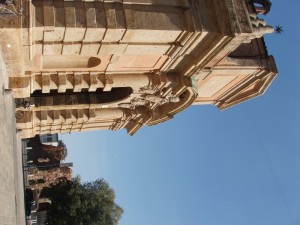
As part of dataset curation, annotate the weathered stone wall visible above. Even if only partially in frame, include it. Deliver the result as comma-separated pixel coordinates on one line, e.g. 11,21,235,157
28,166,72,189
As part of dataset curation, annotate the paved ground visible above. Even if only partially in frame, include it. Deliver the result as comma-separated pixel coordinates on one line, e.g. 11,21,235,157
0,50,26,225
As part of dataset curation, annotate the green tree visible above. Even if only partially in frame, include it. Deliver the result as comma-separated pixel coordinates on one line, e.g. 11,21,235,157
42,177,123,225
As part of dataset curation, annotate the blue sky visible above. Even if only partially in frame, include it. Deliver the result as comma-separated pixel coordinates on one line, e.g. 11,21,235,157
62,1,300,225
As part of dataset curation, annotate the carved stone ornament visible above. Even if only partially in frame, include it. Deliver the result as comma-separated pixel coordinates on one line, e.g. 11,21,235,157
118,93,180,110
139,86,158,95
119,97,150,109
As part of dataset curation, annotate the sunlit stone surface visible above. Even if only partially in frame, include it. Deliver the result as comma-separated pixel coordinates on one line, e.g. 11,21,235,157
0,0,277,138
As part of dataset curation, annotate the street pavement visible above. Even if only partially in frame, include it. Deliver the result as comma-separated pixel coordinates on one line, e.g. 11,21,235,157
0,50,26,225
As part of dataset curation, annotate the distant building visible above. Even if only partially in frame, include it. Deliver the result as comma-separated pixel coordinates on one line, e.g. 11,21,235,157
27,135,71,189
28,166,72,189
24,135,72,224
6,0,277,138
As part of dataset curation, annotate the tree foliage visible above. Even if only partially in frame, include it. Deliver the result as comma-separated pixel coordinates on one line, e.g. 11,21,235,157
42,177,123,225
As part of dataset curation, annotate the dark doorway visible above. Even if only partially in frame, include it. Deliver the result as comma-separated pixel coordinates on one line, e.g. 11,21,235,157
30,87,133,107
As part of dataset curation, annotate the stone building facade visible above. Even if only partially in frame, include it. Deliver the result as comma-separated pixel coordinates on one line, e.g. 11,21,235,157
4,0,277,138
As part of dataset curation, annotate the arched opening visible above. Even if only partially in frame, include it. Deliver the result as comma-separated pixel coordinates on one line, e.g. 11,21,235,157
42,56,101,69
30,87,133,106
